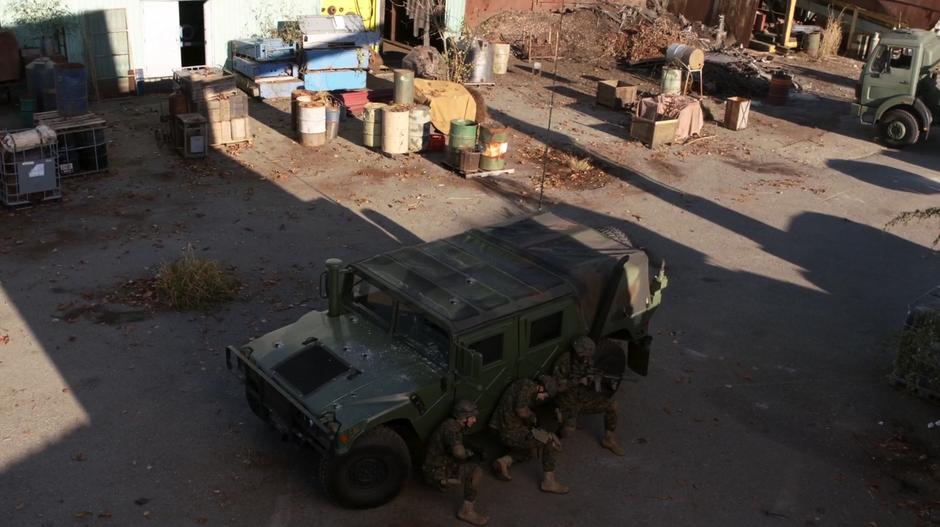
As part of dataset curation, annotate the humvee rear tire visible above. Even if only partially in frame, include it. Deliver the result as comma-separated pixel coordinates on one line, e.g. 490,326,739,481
319,426,411,509
878,109,920,148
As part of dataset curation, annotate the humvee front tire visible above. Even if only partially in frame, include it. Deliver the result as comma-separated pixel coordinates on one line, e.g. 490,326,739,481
878,109,920,148
319,426,411,508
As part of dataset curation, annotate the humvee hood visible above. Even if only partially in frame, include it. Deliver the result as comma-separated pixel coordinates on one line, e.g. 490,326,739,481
242,310,443,416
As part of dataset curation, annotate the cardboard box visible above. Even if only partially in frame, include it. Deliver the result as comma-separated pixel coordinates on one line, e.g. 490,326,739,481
630,116,678,148
597,80,638,109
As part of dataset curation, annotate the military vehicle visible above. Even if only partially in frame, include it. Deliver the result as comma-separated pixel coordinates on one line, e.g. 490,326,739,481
226,213,667,508
853,28,940,147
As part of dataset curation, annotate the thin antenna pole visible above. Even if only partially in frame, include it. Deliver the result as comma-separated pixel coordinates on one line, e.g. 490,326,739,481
537,12,564,212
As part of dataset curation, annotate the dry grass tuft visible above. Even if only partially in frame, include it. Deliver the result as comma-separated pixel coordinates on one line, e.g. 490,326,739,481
819,10,844,59
562,153,592,172
156,246,239,310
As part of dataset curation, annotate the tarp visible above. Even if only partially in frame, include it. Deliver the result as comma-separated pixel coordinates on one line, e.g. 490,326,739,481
1,125,57,154
413,79,477,135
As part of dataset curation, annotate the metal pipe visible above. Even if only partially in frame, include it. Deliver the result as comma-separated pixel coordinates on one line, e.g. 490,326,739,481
326,258,344,317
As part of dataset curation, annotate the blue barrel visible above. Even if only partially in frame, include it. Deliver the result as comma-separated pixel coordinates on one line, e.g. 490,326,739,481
54,63,88,116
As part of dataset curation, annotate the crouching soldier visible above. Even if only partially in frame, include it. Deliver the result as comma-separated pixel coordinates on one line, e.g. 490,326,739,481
423,399,489,526
489,375,568,494
554,336,625,456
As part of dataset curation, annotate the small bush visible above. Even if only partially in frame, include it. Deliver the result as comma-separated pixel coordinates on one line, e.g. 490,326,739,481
562,153,592,172
156,246,238,310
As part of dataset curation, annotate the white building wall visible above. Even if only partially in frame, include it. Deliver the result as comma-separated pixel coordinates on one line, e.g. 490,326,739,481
0,0,321,73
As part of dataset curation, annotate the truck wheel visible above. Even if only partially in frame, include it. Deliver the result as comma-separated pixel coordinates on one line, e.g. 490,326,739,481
319,426,411,508
878,109,920,148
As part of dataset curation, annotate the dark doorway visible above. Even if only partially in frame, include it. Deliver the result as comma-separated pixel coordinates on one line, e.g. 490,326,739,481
179,0,206,67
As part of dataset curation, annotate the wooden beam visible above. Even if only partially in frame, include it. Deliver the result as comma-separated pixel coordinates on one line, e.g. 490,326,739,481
780,0,797,48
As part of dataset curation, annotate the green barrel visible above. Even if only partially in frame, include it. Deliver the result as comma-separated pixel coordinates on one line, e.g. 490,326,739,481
479,124,509,171
448,119,478,152
393,69,414,105
20,97,36,128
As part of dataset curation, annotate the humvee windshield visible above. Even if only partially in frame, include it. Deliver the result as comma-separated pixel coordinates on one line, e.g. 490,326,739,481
350,274,450,370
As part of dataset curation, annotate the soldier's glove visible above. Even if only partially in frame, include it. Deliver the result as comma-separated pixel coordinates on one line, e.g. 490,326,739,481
464,448,476,459
525,414,538,427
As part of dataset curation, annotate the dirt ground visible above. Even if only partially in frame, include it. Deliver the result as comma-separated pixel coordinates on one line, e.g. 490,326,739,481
1,47,939,527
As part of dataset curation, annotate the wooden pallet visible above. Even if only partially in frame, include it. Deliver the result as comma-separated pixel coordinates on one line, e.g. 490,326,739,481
443,159,515,179
34,111,106,132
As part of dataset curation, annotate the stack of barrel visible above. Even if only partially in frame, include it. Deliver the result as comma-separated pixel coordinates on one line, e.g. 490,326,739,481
445,120,509,174
291,89,342,147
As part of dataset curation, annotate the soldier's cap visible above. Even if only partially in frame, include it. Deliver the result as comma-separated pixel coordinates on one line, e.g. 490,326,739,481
452,399,479,419
537,375,558,397
573,336,596,357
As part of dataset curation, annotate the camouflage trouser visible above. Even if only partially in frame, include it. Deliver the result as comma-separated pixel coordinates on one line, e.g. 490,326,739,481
498,427,556,472
556,387,618,431
423,462,481,501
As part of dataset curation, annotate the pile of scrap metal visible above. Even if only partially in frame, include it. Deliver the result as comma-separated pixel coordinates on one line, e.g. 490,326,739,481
230,14,379,99
702,50,800,97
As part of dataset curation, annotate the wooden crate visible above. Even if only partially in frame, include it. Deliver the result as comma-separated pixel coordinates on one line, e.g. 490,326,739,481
630,116,678,148
724,97,751,131
596,80,637,109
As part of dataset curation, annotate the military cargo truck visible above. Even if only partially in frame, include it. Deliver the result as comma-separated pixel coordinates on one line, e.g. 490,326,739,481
853,28,940,147
226,213,667,508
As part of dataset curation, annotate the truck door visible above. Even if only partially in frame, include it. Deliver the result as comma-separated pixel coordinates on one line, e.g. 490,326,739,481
517,302,574,379
454,320,518,427
863,44,918,107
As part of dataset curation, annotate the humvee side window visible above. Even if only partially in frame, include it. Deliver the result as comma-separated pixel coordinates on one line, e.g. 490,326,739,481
469,333,503,366
352,278,394,330
529,311,563,347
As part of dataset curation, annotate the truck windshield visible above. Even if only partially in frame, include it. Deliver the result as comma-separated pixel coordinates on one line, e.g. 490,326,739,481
350,274,450,369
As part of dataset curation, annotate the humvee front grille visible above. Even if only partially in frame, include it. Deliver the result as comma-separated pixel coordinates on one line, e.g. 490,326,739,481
274,344,348,395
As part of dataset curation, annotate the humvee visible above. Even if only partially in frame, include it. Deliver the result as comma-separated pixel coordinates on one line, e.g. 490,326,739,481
226,213,667,508
853,28,940,147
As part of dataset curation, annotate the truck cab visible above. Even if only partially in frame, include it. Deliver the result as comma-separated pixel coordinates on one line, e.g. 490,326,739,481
226,213,667,508
853,29,940,147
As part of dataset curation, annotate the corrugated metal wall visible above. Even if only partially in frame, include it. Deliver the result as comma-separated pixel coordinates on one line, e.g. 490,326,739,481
0,0,320,73
669,0,759,45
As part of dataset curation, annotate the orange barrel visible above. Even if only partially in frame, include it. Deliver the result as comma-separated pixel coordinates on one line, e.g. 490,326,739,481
767,73,792,105
479,124,509,171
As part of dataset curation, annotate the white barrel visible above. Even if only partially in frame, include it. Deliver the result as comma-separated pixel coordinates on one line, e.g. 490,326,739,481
408,105,431,153
666,43,704,70
492,43,511,75
382,106,410,154
298,103,326,134
661,67,682,95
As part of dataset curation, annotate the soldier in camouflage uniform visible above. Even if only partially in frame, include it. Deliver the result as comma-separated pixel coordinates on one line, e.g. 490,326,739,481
423,400,489,525
489,375,568,494
553,336,625,456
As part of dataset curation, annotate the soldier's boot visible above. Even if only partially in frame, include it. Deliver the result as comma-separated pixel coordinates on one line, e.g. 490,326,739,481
492,455,513,481
601,430,625,456
540,471,570,494
457,500,489,526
